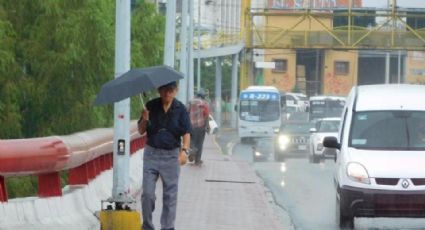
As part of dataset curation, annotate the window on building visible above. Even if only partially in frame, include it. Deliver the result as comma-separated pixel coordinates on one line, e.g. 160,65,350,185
334,61,349,75
273,59,287,72
333,10,376,28
407,12,425,30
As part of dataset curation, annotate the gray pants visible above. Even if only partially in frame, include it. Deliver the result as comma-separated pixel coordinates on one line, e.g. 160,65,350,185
142,145,180,230
191,127,206,163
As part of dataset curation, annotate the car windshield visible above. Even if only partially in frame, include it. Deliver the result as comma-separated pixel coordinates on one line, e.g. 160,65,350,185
310,99,345,120
284,106,297,113
255,138,274,150
317,120,340,132
282,123,313,134
350,111,425,150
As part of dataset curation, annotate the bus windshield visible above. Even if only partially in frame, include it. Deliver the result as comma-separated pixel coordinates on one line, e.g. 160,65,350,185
240,100,280,122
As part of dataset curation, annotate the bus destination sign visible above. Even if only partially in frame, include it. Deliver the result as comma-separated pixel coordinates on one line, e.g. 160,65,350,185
240,92,279,101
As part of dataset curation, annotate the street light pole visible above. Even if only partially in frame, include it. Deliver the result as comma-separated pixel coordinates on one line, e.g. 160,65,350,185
178,0,188,104
164,0,176,68
112,0,131,203
197,0,201,91
100,2,142,228
188,0,195,101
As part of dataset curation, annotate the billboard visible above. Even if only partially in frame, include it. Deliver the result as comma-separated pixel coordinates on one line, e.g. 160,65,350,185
269,0,362,9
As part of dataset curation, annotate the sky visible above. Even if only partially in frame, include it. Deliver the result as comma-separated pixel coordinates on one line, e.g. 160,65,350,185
363,0,425,8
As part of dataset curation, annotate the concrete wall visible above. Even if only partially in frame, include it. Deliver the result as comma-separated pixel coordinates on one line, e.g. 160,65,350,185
406,51,425,85
263,15,332,93
264,49,297,92
0,150,143,230
323,50,358,96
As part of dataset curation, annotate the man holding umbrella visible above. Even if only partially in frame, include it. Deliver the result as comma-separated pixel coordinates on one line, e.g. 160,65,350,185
137,81,191,230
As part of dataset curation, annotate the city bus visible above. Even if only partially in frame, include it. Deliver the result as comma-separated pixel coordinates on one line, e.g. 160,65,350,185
238,86,281,143
308,95,346,122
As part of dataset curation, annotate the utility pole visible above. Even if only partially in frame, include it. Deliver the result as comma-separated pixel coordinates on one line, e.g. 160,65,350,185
188,0,195,101
197,0,201,91
112,0,131,204
164,0,176,68
100,0,141,229
178,0,188,104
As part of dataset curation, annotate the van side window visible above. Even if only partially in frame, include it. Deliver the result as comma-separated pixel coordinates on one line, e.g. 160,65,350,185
339,109,348,144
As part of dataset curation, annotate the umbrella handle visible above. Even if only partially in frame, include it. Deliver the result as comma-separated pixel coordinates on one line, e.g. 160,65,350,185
139,94,145,110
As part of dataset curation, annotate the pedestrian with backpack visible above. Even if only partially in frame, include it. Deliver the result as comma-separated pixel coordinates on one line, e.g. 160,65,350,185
187,89,210,165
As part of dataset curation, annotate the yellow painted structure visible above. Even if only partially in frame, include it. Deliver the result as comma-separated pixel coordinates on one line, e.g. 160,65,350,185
240,0,251,90
249,7,425,50
241,2,425,93
263,14,332,48
323,50,358,96
100,210,141,230
263,14,334,93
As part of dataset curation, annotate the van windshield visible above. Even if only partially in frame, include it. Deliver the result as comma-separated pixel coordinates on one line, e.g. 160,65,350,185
349,111,425,150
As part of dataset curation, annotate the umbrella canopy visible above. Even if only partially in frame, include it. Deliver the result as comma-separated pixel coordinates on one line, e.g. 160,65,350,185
94,65,184,105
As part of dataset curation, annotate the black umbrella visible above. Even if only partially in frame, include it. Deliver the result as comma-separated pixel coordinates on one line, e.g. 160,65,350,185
94,65,184,105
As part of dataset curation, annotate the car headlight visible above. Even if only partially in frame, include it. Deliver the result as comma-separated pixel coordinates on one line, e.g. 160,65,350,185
346,162,370,184
278,135,290,150
273,127,280,133
255,151,262,156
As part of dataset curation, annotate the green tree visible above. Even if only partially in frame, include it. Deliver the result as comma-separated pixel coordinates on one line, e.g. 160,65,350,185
0,0,165,198
198,57,234,100
0,5,22,138
130,0,165,117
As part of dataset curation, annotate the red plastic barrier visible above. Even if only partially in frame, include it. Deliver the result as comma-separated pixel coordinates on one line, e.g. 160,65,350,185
0,175,7,202
0,121,145,202
38,172,62,197
0,137,69,176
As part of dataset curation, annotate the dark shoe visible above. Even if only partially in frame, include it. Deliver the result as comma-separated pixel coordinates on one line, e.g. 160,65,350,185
195,160,203,166
188,154,194,162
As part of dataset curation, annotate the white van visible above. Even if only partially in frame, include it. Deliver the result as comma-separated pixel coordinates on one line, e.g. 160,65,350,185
323,84,425,229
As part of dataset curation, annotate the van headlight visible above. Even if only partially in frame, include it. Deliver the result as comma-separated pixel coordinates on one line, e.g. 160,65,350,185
278,135,290,150
273,127,280,133
346,162,370,184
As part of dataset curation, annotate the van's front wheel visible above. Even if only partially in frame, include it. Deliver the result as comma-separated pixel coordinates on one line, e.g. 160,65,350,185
336,194,354,229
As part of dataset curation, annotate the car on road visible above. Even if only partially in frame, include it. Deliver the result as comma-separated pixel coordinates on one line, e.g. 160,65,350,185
308,117,341,163
309,95,345,122
252,137,274,162
323,84,425,229
274,121,313,161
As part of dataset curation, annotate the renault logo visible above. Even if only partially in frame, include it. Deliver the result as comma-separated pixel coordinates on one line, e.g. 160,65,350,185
401,179,410,189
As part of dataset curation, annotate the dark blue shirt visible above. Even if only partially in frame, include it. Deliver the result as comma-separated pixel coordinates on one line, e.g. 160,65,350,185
146,98,191,149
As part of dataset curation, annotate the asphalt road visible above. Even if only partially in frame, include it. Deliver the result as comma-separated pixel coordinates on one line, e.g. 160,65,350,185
216,128,425,230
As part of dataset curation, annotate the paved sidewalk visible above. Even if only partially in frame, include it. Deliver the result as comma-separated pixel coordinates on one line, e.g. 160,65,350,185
151,133,284,230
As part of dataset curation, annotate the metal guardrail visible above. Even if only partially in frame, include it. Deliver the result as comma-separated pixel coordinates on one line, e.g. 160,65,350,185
249,27,425,50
